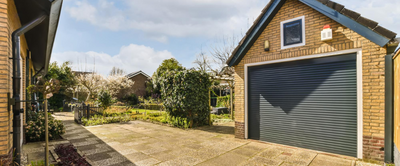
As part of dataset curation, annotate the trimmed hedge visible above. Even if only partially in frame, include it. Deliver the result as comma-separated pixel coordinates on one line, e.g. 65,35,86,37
158,69,212,127
139,104,163,110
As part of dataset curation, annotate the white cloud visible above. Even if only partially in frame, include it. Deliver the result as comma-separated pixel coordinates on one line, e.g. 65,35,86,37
67,0,400,41
66,0,265,42
51,44,174,76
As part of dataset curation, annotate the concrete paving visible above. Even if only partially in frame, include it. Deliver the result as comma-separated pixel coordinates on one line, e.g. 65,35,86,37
50,112,381,166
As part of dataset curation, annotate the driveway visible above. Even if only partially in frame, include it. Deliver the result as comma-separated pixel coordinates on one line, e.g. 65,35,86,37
54,113,380,166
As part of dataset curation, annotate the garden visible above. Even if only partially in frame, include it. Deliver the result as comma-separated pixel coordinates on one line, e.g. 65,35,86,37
76,58,234,129
23,58,234,165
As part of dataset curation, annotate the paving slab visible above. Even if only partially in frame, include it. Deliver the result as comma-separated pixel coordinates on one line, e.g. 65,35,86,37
197,152,249,166
309,154,353,166
241,156,283,166
45,112,383,166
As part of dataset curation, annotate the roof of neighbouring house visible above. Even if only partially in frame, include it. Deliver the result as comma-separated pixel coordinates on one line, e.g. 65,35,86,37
126,70,150,79
227,0,398,67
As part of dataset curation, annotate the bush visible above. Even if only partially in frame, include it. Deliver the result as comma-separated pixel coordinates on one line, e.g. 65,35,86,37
26,112,65,142
54,144,89,166
130,112,189,129
98,90,112,109
216,94,234,108
159,69,212,127
210,114,233,124
139,104,163,110
123,94,138,106
81,113,131,126
30,160,55,166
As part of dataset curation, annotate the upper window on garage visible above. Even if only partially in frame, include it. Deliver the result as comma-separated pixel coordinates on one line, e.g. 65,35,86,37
281,16,305,49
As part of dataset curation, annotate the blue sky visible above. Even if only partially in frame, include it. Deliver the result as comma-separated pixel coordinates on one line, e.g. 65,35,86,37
51,0,400,76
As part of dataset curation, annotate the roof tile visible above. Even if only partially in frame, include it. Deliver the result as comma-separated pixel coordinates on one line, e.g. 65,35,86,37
340,8,360,20
356,16,378,29
373,26,397,40
317,0,329,5
326,1,344,12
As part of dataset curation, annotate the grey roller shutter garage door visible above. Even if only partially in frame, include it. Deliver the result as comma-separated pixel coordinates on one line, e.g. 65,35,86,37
248,53,357,157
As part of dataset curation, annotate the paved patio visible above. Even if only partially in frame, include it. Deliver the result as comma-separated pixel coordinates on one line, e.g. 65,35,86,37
49,112,381,166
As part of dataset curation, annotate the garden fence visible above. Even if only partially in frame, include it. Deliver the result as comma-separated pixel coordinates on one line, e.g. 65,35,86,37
73,103,104,124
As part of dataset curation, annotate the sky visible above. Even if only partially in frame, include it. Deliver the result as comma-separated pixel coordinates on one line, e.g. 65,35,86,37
51,0,400,76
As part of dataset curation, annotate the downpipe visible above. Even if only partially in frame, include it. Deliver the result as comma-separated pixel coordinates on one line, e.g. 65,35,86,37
12,13,47,165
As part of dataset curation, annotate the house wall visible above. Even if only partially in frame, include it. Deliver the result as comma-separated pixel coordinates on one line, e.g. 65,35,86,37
234,0,387,161
129,74,148,97
0,0,29,161
394,50,400,165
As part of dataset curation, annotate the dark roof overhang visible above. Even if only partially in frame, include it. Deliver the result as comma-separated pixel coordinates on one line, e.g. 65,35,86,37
14,0,63,75
227,0,398,67
126,70,150,79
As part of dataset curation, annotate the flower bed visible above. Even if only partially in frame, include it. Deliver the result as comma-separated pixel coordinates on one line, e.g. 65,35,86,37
54,144,89,166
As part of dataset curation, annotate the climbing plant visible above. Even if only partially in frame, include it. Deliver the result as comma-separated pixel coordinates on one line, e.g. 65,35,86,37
158,69,212,127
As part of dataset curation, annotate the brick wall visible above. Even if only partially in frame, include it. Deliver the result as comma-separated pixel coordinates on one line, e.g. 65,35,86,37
234,0,387,160
0,0,9,159
0,0,29,161
129,74,149,97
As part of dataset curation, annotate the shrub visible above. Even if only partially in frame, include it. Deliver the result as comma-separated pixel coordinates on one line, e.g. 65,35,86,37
30,160,55,166
98,90,112,109
54,144,89,166
216,94,234,108
123,93,139,106
103,106,130,117
210,114,233,124
26,112,65,142
158,69,212,127
165,115,189,129
81,113,132,126
139,104,163,110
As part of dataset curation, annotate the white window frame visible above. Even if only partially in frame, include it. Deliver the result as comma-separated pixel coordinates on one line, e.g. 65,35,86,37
244,48,363,158
280,16,306,49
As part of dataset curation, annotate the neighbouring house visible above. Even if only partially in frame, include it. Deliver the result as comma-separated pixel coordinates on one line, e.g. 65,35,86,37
227,0,399,162
0,0,62,164
126,70,150,97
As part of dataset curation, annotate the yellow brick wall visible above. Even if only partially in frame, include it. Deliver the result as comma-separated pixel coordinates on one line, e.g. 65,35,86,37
0,0,8,157
234,0,387,160
0,0,29,158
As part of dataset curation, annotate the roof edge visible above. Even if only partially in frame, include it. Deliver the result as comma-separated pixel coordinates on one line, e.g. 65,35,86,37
227,0,285,66
44,0,63,75
126,70,150,79
227,0,397,67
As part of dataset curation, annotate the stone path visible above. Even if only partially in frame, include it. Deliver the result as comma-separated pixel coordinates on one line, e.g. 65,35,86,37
47,112,382,166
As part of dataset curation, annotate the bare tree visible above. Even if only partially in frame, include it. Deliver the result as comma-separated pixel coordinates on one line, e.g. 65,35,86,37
109,67,126,76
75,73,104,102
209,35,239,76
193,52,214,73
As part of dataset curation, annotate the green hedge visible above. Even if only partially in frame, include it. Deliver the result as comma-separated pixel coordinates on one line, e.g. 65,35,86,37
158,69,212,127
216,94,234,108
139,104,163,110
